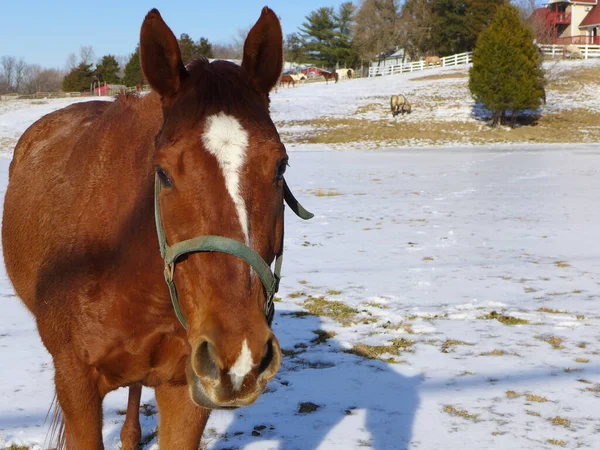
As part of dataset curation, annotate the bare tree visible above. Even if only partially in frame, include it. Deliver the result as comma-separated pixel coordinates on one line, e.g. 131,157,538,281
1,56,17,93
79,45,95,65
512,0,543,21
14,58,27,93
212,43,239,60
29,68,63,93
230,26,252,59
65,52,78,71
400,0,436,60
115,55,129,78
353,0,402,63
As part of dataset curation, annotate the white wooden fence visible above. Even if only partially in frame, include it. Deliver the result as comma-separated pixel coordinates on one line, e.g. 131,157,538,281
538,44,600,59
368,52,472,77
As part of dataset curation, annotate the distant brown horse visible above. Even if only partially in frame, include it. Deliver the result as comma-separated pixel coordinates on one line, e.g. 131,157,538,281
321,70,339,84
279,74,296,88
2,7,312,450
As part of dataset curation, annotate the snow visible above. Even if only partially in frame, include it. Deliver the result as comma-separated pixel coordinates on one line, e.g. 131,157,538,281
1,62,600,450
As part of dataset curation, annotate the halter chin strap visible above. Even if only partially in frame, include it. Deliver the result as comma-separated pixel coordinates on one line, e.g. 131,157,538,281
154,174,313,329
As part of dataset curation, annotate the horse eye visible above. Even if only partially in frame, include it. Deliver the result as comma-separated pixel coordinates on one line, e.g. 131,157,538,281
156,167,172,187
276,159,288,181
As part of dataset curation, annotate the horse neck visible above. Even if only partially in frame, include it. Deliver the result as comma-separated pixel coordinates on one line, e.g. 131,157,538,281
105,93,166,288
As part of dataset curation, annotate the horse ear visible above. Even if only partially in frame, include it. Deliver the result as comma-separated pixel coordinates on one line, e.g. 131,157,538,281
140,9,187,106
242,7,283,96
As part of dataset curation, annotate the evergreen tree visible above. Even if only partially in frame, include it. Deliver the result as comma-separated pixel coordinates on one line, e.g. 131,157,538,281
469,5,545,126
333,2,359,68
429,0,471,56
196,37,214,58
300,4,360,68
464,0,506,50
299,7,338,66
123,46,144,87
62,62,95,92
96,55,120,84
178,33,198,65
285,33,308,64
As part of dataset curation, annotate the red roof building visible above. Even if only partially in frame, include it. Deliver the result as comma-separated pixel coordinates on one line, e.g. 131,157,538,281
531,1,600,45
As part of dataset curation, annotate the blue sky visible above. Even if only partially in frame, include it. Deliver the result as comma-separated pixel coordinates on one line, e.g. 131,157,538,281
0,1,350,68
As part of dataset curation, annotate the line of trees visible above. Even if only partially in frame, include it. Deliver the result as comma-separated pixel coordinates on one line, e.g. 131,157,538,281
2,0,545,94
286,0,543,70
0,56,63,95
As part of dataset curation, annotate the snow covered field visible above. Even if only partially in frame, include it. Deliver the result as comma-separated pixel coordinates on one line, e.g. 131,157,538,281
1,65,599,450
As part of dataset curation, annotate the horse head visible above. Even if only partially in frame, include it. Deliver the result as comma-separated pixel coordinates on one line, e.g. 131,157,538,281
140,7,285,410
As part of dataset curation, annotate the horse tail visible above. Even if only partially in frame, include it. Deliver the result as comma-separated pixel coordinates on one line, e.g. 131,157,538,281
45,394,66,450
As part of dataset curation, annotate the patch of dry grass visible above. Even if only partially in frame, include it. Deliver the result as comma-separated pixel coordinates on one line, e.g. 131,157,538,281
345,337,414,362
441,339,472,353
311,329,337,345
547,439,567,447
480,349,508,357
443,405,478,421
506,390,520,399
304,188,343,197
553,260,571,268
303,296,359,326
525,394,548,403
479,311,529,325
549,416,570,428
535,335,564,349
537,307,568,314
282,108,600,147
575,357,589,364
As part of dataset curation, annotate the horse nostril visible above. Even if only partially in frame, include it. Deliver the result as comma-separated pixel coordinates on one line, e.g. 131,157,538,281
194,340,220,380
258,338,275,375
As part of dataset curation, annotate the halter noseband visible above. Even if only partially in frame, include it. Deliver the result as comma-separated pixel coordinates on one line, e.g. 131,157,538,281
154,174,313,329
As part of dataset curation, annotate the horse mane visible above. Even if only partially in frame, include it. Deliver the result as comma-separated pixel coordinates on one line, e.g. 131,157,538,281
166,58,271,122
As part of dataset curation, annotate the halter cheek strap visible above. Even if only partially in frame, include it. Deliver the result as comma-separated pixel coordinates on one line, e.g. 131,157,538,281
154,175,313,329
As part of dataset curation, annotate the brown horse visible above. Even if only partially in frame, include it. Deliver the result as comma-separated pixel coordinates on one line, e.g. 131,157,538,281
279,74,296,88
321,70,339,84
2,7,309,450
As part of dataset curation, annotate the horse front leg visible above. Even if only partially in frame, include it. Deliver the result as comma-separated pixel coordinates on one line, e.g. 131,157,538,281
120,383,142,450
155,382,210,449
54,350,104,450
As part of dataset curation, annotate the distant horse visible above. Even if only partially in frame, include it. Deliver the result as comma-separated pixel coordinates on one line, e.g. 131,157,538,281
321,70,339,84
425,55,442,67
390,94,412,117
347,69,354,79
563,44,583,59
335,69,347,81
2,7,313,450
280,74,296,88
290,73,306,84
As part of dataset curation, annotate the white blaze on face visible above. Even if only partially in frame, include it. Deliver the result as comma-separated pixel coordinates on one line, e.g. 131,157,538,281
202,112,249,244
228,339,254,392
